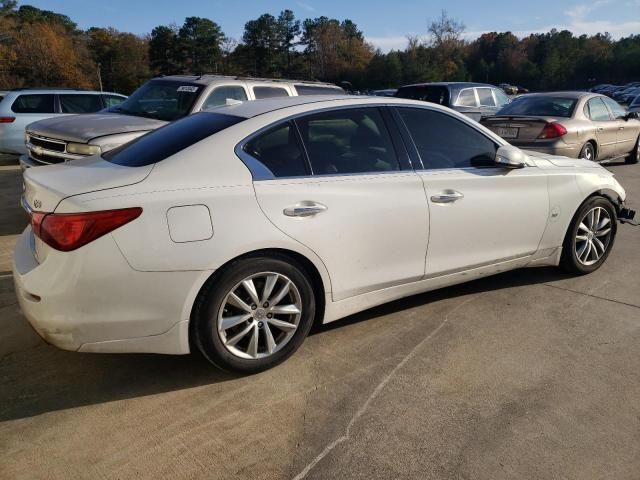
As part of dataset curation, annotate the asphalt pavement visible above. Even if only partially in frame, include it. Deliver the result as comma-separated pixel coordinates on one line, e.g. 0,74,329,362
1,160,639,479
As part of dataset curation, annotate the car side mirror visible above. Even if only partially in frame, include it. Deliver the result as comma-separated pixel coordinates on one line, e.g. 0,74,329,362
495,145,527,169
625,111,639,120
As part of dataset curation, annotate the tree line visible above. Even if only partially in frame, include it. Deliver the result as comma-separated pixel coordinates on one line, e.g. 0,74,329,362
0,1,638,95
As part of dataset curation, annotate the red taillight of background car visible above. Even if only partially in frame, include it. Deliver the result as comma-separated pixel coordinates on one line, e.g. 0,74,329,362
538,122,568,139
0,116,16,123
32,208,142,251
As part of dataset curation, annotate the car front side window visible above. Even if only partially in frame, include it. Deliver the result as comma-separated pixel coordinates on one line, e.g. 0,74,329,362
477,88,496,107
295,107,400,175
397,107,497,169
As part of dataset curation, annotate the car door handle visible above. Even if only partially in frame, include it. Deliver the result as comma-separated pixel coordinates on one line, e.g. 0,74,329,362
431,190,464,203
619,126,625,130
597,127,605,132
283,202,328,217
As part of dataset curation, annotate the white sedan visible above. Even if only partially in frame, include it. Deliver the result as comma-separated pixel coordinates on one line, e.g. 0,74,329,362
14,96,632,373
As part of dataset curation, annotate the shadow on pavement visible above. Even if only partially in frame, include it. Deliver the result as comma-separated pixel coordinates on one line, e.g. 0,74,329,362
0,266,571,422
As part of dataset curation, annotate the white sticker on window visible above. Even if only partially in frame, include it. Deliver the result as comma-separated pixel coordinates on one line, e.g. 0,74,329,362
177,86,198,93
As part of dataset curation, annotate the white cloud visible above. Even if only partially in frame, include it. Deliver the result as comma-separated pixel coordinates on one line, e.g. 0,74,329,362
297,2,316,13
565,0,613,19
367,36,413,52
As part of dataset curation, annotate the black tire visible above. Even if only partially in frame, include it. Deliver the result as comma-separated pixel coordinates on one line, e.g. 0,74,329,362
560,196,617,275
192,255,316,374
626,136,639,164
579,142,596,161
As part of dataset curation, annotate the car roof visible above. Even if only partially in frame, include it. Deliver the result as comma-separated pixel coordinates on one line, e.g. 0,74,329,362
398,82,494,89
210,94,459,119
5,89,124,95
152,75,340,88
517,91,593,99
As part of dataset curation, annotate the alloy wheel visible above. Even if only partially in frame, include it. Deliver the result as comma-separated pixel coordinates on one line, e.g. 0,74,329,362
217,272,302,360
575,206,612,266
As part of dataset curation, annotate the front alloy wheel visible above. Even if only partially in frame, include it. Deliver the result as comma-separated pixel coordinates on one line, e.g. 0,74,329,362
560,196,617,275
574,207,613,266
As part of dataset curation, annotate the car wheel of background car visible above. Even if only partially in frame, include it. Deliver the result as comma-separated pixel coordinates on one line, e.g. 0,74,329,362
579,142,596,161
626,136,639,164
560,196,617,275
192,255,316,373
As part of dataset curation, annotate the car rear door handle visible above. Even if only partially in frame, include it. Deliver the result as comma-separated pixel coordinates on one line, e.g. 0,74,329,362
597,127,605,132
283,202,328,217
431,190,464,203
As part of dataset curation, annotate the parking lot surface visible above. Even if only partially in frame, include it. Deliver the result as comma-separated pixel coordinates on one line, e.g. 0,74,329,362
1,162,639,479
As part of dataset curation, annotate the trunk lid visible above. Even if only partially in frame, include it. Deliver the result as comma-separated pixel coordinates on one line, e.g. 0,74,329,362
23,156,152,263
482,115,563,142
23,156,152,214
26,112,167,143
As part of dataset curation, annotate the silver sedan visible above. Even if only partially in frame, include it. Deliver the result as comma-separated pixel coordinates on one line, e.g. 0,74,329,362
481,92,640,164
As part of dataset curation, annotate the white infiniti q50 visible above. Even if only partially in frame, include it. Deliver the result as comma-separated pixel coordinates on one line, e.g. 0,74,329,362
13,96,632,372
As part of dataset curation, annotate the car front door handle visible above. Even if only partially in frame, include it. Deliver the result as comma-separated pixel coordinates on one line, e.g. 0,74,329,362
431,190,464,203
283,202,328,217
597,127,605,132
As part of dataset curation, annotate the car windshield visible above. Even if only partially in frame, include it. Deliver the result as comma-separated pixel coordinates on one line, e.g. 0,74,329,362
631,96,640,106
103,112,245,167
109,80,204,122
497,96,577,117
396,86,450,106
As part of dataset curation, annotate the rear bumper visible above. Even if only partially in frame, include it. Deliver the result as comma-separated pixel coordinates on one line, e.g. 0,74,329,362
13,227,205,354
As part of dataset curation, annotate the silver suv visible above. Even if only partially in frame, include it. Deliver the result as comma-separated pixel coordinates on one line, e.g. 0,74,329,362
0,89,125,158
21,76,345,168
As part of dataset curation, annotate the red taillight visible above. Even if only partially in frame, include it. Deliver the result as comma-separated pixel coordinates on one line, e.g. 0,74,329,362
0,116,15,123
32,208,142,251
538,122,567,139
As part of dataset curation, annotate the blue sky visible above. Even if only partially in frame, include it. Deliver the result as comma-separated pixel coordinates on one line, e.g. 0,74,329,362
21,0,640,51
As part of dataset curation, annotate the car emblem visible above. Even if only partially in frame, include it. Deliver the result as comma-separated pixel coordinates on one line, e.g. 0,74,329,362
33,199,41,209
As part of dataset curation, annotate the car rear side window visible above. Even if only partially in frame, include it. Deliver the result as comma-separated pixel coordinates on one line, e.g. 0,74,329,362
253,87,290,99
397,107,497,169
454,89,477,107
295,107,400,175
11,94,55,114
103,94,125,108
103,112,245,167
294,85,345,96
202,85,248,110
396,86,450,106
587,98,612,121
60,94,103,113
244,122,309,177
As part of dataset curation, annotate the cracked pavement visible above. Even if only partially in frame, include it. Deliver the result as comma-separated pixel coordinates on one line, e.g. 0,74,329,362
1,160,639,479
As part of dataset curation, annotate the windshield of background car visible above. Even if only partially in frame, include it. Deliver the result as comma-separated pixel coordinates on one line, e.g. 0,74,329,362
631,96,640,107
109,80,204,121
396,86,450,106
496,96,577,117
102,112,245,167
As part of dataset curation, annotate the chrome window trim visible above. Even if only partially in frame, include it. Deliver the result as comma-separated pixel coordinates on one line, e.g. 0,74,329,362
234,103,407,181
453,87,479,108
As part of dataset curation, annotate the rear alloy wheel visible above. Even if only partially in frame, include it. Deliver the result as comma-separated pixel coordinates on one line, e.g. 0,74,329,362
560,197,617,275
580,142,596,161
626,136,639,164
193,256,316,373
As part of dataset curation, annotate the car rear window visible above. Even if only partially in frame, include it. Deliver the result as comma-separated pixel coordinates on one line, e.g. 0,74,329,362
60,94,103,113
294,85,345,96
497,96,577,118
103,112,245,167
395,86,450,107
11,94,55,114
